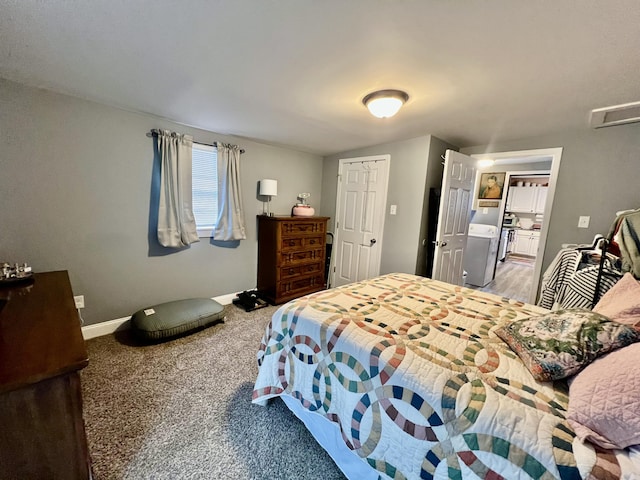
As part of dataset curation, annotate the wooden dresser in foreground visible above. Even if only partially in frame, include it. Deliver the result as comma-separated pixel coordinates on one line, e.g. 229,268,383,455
257,215,330,305
0,270,91,479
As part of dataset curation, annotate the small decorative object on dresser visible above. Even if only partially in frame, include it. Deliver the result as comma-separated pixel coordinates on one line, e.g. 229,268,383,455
257,215,329,304
0,262,33,285
292,192,315,216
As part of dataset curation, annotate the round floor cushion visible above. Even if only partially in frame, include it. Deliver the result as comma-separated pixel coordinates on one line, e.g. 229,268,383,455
131,298,225,341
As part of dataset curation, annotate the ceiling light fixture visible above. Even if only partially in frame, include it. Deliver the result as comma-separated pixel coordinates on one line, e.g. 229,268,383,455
362,89,409,118
477,159,496,168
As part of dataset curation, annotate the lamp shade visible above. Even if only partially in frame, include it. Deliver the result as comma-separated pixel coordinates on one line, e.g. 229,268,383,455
259,179,278,196
363,89,409,118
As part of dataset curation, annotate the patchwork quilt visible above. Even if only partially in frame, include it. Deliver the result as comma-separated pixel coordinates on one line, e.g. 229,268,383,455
252,273,639,479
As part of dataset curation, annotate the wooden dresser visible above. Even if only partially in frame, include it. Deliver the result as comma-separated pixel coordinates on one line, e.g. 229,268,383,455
0,270,91,479
257,216,330,304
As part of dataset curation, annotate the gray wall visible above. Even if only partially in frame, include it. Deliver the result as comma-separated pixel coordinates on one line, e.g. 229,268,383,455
320,135,451,276
461,123,640,274
0,78,323,325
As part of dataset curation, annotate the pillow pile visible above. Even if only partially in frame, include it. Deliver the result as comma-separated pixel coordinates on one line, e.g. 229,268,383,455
495,308,640,382
497,273,640,450
566,273,640,450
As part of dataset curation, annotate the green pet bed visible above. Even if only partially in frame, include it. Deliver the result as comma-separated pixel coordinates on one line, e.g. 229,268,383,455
131,298,225,341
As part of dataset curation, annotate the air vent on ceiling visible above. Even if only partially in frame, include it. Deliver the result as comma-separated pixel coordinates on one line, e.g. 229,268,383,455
590,101,640,129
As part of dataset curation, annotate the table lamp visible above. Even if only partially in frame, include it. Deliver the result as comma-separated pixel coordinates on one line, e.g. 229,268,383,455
259,179,278,216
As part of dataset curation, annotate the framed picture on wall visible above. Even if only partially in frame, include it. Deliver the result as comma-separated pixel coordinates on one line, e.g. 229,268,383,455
478,172,505,200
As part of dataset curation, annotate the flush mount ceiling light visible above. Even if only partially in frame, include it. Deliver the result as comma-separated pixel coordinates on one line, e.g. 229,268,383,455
477,159,496,168
362,89,409,118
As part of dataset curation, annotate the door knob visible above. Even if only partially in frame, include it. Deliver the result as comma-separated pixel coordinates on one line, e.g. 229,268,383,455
370,238,377,246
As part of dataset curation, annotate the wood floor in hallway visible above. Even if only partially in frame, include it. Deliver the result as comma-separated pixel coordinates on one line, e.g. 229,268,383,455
466,255,535,303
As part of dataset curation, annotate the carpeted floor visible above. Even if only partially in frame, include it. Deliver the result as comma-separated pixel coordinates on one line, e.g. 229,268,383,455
81,304,347,480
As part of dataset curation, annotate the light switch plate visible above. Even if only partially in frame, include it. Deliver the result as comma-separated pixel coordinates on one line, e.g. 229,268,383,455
578,216,590,228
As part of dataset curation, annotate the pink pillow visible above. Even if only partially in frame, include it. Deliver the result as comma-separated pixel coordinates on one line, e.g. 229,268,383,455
593,273,640,330
567,343,640,449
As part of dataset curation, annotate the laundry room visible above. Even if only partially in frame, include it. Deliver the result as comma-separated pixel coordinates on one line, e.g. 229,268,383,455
464,158,552,302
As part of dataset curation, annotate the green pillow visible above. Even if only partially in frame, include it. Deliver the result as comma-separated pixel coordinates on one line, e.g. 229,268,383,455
131,298,225,341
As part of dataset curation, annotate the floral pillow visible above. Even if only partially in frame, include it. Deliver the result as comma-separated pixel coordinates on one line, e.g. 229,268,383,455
495,309,640,382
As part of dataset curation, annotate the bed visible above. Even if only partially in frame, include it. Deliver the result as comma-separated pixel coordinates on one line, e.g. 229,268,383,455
252,273,640,479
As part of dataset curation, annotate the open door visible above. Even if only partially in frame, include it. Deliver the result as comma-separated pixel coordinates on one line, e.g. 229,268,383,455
431,150,477,285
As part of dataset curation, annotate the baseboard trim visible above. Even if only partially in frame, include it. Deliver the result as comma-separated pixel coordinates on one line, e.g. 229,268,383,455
81,291,243,340
82,316,131,340
212,292,239,306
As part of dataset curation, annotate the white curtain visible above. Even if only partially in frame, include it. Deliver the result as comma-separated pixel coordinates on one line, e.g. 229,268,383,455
156,130,200,247
214,143,246,241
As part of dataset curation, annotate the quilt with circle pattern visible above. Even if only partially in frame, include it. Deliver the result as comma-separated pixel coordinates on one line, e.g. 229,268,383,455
253,273,637,479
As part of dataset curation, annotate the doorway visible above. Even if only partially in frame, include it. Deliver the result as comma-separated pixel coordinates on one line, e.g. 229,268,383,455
469,148,563,303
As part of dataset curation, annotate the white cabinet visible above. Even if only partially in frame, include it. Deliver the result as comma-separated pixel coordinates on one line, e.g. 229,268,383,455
507,186,548,214
513,230,540,256
509,187,537,212
535,186,548,213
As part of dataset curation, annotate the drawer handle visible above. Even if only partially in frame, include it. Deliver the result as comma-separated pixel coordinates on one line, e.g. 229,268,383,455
289,240,295,246
289,269,295,275
310,239,316,244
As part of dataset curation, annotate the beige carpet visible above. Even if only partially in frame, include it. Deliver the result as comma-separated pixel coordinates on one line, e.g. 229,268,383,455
81,304,346,479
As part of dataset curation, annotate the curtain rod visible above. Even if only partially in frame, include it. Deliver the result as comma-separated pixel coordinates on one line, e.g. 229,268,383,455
147,130,245,154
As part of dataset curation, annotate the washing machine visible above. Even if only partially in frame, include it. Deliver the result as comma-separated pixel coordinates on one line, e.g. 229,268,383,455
464,224,499,287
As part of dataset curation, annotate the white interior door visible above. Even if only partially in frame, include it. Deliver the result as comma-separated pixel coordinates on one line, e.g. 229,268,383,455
333,155,389,287
432,150,477,285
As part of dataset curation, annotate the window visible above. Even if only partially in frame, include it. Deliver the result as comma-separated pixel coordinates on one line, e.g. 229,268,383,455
192,144,218,237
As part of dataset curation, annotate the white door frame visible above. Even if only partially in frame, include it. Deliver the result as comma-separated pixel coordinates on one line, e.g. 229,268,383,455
332,154,390,286
471,147,563,304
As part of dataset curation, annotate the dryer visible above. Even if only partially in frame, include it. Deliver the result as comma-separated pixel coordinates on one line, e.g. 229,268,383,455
464,224,499,287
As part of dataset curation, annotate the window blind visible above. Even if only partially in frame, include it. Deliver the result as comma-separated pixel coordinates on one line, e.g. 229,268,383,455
192,144,218,229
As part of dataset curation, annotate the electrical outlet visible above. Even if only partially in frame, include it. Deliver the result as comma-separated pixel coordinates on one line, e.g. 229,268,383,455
74,295,85,309
390,205,397,215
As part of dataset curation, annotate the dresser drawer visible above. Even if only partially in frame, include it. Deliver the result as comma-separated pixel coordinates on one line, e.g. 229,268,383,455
277,274,325,298
281,221,326,236
280,262,323,281
280,248,324,266
281,235,324,252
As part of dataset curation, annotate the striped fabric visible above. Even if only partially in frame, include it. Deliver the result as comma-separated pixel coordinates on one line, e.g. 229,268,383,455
539,249,622,310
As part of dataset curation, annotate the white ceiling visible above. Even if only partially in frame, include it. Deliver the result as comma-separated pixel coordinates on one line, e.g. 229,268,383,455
1,1,639,156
